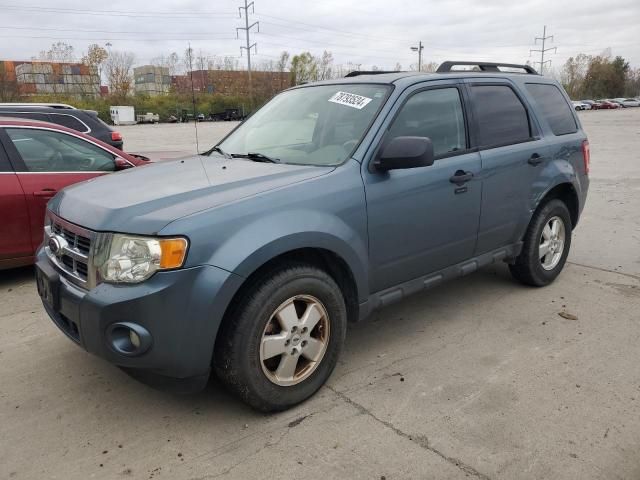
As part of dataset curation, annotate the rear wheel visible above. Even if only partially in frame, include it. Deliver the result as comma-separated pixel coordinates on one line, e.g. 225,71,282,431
509,199,572,287
214,262,347,411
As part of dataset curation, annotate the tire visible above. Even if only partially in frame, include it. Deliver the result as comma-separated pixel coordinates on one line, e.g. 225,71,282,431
509,199,572,287
214,262,347,412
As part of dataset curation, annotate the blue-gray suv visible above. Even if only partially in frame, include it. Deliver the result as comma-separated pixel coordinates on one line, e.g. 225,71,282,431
35,61,590,411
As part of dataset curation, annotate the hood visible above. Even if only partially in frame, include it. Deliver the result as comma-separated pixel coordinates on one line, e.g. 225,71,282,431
50,155,332,233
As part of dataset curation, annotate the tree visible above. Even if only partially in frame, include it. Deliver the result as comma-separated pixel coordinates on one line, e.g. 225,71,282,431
277,51,290,73
104,51,135,97
81,44,108,82
39,42,75,63
560,53,590,98
421,61,438,73
317,51,333,80
290,52,317,85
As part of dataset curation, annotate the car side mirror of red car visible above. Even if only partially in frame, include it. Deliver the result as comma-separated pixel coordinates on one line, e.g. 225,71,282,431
114,157,133,170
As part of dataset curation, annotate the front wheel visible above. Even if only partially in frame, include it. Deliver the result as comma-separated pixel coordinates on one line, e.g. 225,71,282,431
214,263,347,411
509,199,572,287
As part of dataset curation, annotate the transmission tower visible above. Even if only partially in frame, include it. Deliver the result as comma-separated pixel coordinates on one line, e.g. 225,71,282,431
530,25,557,75
237,0,259,98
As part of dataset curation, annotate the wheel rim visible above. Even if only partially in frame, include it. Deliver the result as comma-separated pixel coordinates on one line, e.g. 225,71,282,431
260,295,330,386
539,216,566,271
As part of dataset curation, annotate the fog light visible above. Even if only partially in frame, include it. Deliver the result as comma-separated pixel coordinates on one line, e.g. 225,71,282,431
107,322,152,356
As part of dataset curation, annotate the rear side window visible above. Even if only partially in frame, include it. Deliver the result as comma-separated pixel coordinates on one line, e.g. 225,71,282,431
525,83,577,136
48,114,89,133
470,85,531,147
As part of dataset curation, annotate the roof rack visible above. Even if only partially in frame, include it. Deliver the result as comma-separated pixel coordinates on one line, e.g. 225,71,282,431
0,102,77,109
344,70,400,77
436,61,539,75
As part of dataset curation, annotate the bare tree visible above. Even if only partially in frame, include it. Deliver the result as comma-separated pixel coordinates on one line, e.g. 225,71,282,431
105,51,135,97
317,51,333,80
39,42,75,63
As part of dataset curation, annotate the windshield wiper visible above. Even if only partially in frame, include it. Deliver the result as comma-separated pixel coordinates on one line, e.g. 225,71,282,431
207,145,231,158
231,152,281,163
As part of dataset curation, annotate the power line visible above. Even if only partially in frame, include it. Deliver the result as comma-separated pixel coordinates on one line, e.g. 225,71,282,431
0,4,236,18
237,0,259,99
530,25,557,75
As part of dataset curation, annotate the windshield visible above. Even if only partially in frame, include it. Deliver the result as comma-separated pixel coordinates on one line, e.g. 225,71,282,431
217,84,390,166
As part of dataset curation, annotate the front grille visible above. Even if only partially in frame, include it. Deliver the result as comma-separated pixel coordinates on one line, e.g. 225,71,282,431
45,214,95,289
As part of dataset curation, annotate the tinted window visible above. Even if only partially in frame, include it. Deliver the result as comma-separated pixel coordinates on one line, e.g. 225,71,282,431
470,85,530,147
6,128,115,172
0,137,11,172
525,83,577,136
48,113,89,132
387,88,466,157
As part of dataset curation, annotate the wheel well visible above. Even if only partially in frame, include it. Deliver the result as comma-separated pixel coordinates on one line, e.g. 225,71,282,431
539,183,579,228
223,248,360,325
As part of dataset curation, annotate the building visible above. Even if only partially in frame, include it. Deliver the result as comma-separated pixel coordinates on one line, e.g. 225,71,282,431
134,65,170,96
171,70,291,98
0,60,100,97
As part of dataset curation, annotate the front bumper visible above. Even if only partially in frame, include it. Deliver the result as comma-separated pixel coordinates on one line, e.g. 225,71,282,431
35,248,244,387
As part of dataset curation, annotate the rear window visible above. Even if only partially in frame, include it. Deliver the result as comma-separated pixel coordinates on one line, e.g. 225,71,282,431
470,85,531,147
525,83,577,136
48,113,89,133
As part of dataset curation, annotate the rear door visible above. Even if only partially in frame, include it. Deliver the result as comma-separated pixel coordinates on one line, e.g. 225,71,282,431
0,131,31,264
462,80,547,254
2,127,116,250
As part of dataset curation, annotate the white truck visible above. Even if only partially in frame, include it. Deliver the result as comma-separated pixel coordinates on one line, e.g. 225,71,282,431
109,106,136,125
136,112,160,124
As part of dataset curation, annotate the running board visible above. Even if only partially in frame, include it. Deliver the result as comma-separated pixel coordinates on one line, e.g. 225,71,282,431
357,242,522,321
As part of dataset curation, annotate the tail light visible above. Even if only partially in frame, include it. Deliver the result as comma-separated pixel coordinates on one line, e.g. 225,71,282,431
111,131,122,142
582,139,590,175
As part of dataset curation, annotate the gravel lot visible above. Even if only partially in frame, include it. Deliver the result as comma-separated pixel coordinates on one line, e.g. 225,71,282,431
1,109,639,480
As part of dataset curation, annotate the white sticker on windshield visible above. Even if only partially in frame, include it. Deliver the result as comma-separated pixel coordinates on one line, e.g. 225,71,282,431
328,91,373,110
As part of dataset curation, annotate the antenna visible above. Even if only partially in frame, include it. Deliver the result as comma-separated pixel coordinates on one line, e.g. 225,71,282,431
187,42,199,153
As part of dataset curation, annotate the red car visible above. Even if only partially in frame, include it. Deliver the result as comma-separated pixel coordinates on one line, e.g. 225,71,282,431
0,118,149,269
596,100,620,109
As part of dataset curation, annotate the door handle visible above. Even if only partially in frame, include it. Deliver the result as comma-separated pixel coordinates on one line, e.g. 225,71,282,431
33,189,57,197
528,153,544,166
449,170,474,185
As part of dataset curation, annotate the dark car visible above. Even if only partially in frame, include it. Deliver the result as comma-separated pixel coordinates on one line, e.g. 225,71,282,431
595,100,619,109
36,61,589,411
0,103,124,150
0,118,148,270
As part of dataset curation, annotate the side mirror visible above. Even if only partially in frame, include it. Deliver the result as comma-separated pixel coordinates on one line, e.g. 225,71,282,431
114,157,133,170
374,136,435,171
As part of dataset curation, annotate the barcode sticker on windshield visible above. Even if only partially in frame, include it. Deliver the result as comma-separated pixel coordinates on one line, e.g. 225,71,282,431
328,91,373,110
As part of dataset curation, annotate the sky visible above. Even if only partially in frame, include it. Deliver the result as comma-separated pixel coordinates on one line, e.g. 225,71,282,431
0,0,638,74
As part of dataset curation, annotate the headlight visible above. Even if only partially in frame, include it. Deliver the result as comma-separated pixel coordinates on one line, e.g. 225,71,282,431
97,234,188,284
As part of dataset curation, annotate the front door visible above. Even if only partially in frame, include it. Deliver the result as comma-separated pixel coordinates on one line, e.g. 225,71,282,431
1,127,116,251
362,84,482,293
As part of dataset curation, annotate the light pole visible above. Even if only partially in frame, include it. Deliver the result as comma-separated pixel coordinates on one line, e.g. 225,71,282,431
411,41,424,71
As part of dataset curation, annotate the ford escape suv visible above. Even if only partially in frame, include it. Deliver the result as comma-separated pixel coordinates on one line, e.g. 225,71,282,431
36,61,589,411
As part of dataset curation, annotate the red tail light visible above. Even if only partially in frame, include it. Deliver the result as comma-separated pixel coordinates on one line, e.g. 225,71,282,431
111,131,122,142
582,139,590,175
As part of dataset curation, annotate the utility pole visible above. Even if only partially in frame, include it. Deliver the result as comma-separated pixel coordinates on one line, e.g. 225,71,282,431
237,0,259,102
411,41,424,71
530,25,556,75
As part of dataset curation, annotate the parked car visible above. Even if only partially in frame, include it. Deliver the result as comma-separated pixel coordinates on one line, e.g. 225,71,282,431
613,98,640,107
572,101,590,111
596,99,620,109
0,118,148,270
136,112,160,124
35,61,589,411
0,103,124,149
580,100,602,109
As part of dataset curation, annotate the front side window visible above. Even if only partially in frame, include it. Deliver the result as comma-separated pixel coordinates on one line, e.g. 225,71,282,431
386,87,466,158
525,83,577,136
470,85,531,147
6,128,115,172
217,84,390,166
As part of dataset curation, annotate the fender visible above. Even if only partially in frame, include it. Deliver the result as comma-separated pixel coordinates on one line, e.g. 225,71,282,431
206,209,370,303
